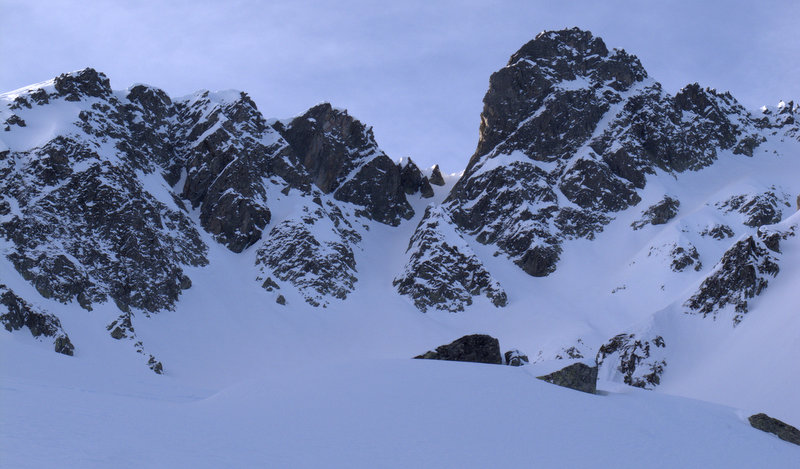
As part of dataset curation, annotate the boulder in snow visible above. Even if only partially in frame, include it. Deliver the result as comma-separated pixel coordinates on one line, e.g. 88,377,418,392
537,362,598,394
749,413,800,446
414,334,502,364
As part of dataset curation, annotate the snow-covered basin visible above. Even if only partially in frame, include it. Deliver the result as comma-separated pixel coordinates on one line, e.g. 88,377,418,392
2,337,799,469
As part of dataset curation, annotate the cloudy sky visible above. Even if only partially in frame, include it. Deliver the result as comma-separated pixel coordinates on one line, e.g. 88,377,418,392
2,0,798,172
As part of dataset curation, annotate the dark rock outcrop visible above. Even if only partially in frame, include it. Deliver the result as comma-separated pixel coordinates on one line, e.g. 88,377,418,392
405,27,768,291
415,334,502,364
53,68,113,101
174,91,303,252
749,413,800,446
701,224,735,240
631,196,680,230
715,190,788,228
0,285,74,355
504,349,529,366
255,198,361,306
429,164,446,186
394,206,506,312
596,333,666,389
685,226,791,325
0,143,208,313
670,244,702,272
3,69,440,321
537,362,598,394
278,103,414,225
398,158,434,198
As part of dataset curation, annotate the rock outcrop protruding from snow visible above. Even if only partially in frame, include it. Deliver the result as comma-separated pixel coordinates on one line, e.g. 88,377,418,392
596,333,666,389
0,285,73,355
537,362,598,394
0,133,208,312
685,225,793,325
1,67,452,369
715,189,789,228
394,206,506,312
749,413,800,446
631,196,680,230
53,68,113,102
504,349,529,366
428,164,445,186
398,158,434,198
415,334,502,364
255,198,361,307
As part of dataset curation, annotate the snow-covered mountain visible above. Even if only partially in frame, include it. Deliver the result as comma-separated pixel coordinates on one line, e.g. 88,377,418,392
2,28,799,467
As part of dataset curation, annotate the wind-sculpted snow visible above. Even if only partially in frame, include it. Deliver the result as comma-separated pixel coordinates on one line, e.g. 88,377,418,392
394,206,506,312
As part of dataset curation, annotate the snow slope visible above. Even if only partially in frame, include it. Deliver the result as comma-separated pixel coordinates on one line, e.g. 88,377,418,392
3,336,799,468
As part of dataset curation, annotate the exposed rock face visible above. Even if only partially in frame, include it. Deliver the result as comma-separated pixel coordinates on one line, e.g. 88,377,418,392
504,349,529,366
596,333,666,389
715,189,789,228
403,27,769,293
255,198,361,307
174,90,305,253
537,363,598,394
685,226,792,325
631,196,680,230
0,284,73,355
701,224,735,239
429,164,445,186
669,244,702,272
414,334,502,364
398,158,434,198
748,413,800,446
440,28,649,277
54,68,113,102
277,103,414,225
756,100,800,141
1,67,438,367
394,206,506,312
0,87,209,313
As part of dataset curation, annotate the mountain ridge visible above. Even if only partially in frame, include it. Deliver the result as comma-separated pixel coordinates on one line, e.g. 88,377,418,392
2,28,800,436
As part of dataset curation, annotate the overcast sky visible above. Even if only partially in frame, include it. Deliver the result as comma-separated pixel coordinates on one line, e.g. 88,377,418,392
2,0,798,172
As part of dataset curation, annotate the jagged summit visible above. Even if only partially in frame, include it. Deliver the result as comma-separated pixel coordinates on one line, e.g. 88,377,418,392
277,102,414,225
470,27,647,167
2,32,800,442
399,27,798,319
0,68,442,326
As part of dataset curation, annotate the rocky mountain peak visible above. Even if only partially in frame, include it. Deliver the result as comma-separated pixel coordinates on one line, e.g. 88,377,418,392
510,27,609,64
278,102,413,226
281,102,375,193
125,84,173,121
53,67,113,101
470,27,647,168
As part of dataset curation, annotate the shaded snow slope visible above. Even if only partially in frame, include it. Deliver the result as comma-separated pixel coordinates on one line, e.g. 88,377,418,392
3,338,799,469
